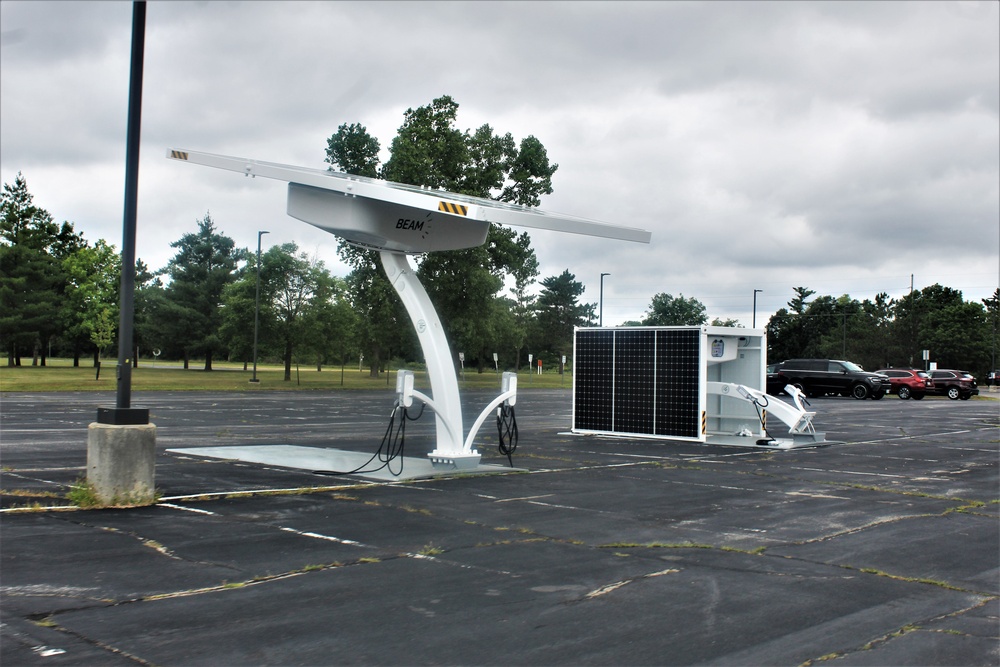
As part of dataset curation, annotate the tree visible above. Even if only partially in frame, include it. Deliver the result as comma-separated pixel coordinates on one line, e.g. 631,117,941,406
534,270,593,362
766,287,816,361
268,244,317,381
507,232,540,369
61,239,121,369
851,292,897,369
132,259,162,367
325,122,381,178
920,294,988,372
157,214,245,370
322,95,554,373
211,240,361,379
325,122,401,376
984,289,999,375
894,284,966,368
0,173,84,366
642,293,707,326
344,257,409,377
382,96,469,190
300,270,358,373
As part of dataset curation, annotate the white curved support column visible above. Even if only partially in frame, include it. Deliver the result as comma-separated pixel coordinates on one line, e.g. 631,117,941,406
380,251,481,468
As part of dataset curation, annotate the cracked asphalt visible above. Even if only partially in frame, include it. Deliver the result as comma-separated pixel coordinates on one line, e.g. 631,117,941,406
1,388,998,666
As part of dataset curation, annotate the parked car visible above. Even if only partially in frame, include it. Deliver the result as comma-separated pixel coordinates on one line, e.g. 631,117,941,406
987,370,1000,387
771,359,888,400
876,368,933,400
927,370,979,400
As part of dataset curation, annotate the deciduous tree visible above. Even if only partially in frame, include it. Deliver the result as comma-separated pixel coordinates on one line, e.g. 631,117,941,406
642,292,708,326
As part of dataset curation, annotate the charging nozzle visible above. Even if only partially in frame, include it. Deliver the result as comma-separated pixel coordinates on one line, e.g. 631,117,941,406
396,370,415,408
501,371,517,407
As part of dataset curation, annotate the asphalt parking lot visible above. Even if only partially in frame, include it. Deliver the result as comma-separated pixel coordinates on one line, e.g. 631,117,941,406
1,388,998,666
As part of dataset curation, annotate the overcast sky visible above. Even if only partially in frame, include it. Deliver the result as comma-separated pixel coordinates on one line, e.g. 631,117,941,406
2,0,998,328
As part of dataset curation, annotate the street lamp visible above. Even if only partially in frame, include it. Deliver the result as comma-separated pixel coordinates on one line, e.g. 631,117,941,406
753,289,763,328
250,230,269,383
600,273,610,327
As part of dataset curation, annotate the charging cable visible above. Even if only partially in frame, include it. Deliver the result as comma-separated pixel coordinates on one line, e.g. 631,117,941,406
496,403,518,467
313,400,425,477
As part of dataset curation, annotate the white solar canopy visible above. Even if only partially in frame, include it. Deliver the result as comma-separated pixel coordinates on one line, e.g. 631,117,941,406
167,150,651,253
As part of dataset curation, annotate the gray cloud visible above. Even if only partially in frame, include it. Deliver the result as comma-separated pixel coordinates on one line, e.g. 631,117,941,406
1,0,996,327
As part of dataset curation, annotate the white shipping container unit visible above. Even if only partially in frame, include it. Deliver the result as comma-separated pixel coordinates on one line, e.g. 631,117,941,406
572,326,825,449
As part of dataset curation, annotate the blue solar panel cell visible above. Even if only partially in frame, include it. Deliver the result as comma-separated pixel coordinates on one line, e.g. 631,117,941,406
573,327,702,439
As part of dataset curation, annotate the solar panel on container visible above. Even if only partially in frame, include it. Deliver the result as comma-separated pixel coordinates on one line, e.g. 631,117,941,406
573,327,702,439
573,329,614,431
614,329,656,434
655,328,700,438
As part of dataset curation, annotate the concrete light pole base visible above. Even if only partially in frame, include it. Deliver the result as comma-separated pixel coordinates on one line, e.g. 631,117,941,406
87,422,157,505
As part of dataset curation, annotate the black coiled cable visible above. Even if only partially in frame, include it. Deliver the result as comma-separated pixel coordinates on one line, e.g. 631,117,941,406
750,393,777,446
496,403,518,467
313,401,425,477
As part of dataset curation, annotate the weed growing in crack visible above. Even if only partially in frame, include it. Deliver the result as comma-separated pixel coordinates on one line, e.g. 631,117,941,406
418,543,444,556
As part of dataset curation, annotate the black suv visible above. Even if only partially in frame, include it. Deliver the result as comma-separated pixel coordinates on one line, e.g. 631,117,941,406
927,369,979,400
772,359,888,400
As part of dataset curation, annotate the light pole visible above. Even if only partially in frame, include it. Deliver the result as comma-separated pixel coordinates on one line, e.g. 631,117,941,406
600,273,610,327
752,289,763,328
251,230,269,383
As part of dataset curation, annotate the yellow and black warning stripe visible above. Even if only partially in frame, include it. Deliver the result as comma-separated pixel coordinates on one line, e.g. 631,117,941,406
701,411,707,435
170,150,189,160
438,201,467,216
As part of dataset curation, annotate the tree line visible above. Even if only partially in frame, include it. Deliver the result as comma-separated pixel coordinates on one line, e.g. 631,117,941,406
620,286,998,379
765,285,998,379
4,95,996,381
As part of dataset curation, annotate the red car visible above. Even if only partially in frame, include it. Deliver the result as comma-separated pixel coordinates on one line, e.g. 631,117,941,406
876,368,934,400
928,369,979,400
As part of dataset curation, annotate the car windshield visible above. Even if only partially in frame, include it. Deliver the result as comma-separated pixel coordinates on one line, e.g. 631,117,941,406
842,361,864,372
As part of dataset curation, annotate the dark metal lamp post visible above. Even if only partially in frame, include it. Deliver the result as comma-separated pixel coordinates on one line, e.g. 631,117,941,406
250,230,269,383
600,273,610,327
753,289,763,329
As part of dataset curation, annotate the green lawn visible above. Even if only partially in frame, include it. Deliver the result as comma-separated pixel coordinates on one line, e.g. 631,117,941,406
0,358,575,393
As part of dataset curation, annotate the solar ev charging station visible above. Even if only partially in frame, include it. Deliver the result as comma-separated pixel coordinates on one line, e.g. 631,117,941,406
168,149,651,474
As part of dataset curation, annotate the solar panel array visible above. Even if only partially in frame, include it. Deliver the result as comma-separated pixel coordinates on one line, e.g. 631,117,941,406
574,328,701,439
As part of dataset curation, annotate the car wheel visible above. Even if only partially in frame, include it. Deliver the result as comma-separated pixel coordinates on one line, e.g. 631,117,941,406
947,386,960,400
851,384,869,400
912,393,925,400
898,386,911,400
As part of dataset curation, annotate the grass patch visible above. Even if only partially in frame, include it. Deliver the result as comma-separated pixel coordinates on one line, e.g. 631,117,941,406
3,488,61,498
599,541,766,555
855,567,965,591
0,359,575,393
66,479,102,508
66,477,159,508
418,543,444,556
